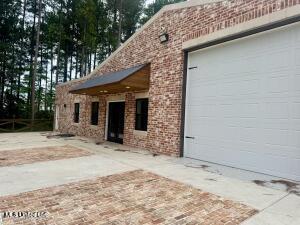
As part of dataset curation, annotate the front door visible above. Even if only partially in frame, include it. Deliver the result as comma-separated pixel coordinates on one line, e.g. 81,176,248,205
107,102,125,144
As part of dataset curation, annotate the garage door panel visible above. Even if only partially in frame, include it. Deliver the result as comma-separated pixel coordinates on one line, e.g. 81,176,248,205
296,50,300,65
290,131,300,147
290,119,300,131
266,76,290,93
264,144,300,159
187,141,300,181
191,136,298,159
263,50,292,70
191,84,218,97
188,140,265,166
263,129,289,146
262,102,289,119
184,23,300,181
263,119,290,130
294,72,300,90
292,104,300,118
234,103,259,118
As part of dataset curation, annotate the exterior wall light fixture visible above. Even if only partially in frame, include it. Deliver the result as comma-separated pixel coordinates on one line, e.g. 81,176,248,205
159,33,169,43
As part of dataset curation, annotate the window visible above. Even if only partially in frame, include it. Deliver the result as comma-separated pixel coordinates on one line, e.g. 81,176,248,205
135,98,148,131
91,102,99,125
74,103,80,123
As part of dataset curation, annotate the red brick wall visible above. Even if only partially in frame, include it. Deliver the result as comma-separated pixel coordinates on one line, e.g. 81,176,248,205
55,0,299,156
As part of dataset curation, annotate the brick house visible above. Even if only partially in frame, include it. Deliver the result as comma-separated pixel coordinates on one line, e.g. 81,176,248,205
55,0,300,181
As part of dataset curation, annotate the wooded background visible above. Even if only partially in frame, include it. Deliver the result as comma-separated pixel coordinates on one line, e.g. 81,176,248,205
0,0,184,120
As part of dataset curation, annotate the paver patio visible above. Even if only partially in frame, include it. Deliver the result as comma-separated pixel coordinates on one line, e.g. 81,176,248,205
0,132,299,225
0,145,92,167
0,170,257,225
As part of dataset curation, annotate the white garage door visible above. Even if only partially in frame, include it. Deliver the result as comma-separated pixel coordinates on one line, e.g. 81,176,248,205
184,23,300,181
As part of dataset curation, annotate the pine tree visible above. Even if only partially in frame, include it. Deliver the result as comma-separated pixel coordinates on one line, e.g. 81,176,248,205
0,0,183,120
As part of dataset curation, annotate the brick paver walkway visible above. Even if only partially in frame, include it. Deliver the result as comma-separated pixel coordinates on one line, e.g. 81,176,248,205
0,170,257,225
0,145,92,167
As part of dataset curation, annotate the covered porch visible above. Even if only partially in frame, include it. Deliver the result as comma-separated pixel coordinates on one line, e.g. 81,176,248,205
68,64,151,145
69,64,150,96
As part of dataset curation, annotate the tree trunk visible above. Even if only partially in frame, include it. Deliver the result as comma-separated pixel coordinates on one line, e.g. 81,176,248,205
27,0,37,117
17,0,27,103
80,21,87,77
38,42,43,112
0,51,7,116
93,48,97,70
50,46,53,111
69,54,72,81
75,49,78,79
117,0,123,48
94,18,98,70
45,49,48,111
88,51,92,74
63,52,68,82
31,0,42,127
10,44,15,96
56,0,63,84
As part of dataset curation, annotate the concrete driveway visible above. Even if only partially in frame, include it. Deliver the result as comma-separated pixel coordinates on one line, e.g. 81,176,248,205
0,132,299,225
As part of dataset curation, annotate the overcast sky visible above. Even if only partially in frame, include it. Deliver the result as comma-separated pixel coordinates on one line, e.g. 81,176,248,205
146,0,155,5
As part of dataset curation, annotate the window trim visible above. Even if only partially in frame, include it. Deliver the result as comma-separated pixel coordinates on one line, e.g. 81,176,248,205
90,101,99,126
133,130,147,136
135,98,148,131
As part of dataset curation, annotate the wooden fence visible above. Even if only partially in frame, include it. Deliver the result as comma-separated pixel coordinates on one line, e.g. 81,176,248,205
0,118,53,132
